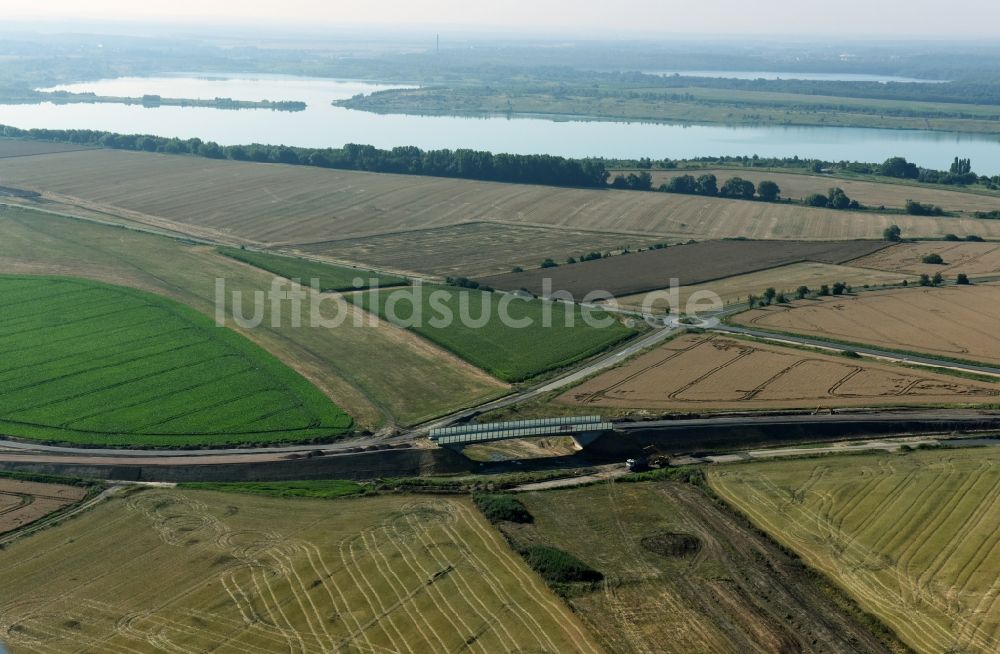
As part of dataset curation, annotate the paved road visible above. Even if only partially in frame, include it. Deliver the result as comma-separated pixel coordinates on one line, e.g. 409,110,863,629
417,325,681,433
714,324,1000,377
619,409,1000,431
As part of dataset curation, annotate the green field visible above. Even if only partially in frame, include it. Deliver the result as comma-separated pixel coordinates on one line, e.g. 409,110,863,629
350,286,637,382
0,206,508,428
0,275,352,446
711,448,1000,654
178,479,369,499
217,246,408,291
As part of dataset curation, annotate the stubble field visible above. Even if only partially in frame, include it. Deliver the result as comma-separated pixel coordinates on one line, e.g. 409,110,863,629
0,488,598,653
0,477,87,536
2,148,999,249
733,284,1000,366
0,138,93,159
639,168,1000,214
710,448,1000,654
298,222,658,278
614,261,913,311
850,241,1000,277
559,333,999,411
505,480,896,653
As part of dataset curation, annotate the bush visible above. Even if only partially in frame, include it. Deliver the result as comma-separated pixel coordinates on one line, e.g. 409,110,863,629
957,273,971,285
446,276,481,289
905,200,944,216
473,493,533,524
883,224,902,242
804,193,829,208
922,253,945,265
519,545,603,583
944,233,960,241
540,258,558,268
966,234,985,242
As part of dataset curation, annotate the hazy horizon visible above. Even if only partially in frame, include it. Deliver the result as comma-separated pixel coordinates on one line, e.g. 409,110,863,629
7,0,1000,39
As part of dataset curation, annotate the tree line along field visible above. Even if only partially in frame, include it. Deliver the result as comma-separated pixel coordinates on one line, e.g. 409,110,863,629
559,333,999,412
710,448,1000,654
505,479,897,653
615,261,914,311
3,148,1000,252
482,239,890,298
217,247,407,291
297,222,661,279
634,168,1000,215
0,488,598,654
0,206,508,429
850,241,1000,277
348,286,637,382
0,275,353,447
733,283,1000,367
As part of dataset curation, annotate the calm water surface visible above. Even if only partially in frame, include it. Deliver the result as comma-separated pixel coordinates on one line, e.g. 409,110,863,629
0,74,996,173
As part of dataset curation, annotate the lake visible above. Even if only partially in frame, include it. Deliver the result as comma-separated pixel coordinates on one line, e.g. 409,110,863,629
1,74,998,174
646,70,947,83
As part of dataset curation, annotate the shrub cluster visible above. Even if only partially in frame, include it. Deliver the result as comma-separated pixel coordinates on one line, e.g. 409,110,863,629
472,493,534,524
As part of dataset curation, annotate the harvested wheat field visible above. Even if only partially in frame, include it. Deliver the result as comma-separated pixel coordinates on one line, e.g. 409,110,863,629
615,261,913,311
2,148,1000,246
0,138,93,158
734,284,1000,366
504,480,897,654
639,168,1000,214
298,222,658,278
711,448,1000,654
484,239,890,298
0,478,86,536
560,333,999,411
0,488,599,654
851,241,1000,277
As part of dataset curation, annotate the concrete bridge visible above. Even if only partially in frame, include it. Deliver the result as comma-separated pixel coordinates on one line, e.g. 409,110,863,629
429,415,614,449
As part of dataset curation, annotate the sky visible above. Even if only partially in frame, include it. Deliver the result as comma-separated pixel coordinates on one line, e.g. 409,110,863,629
6,0,1000,38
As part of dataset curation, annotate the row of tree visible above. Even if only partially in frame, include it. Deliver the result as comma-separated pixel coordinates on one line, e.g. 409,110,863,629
657,174,781,202
3,125,992,197
0,125,610,189
804,187,860,210
748,281,852,307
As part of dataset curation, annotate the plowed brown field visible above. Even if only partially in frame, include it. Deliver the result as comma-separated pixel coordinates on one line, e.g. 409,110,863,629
484,239,890,298
733,284,1000,366
559,333,999,410
0,478,86,535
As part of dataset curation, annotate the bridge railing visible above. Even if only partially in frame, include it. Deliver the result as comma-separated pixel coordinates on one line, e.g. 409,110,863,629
433,421,614,446
430,415,602,440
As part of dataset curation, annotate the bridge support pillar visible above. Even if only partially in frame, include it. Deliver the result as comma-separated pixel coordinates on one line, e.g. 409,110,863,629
571,429,607,449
